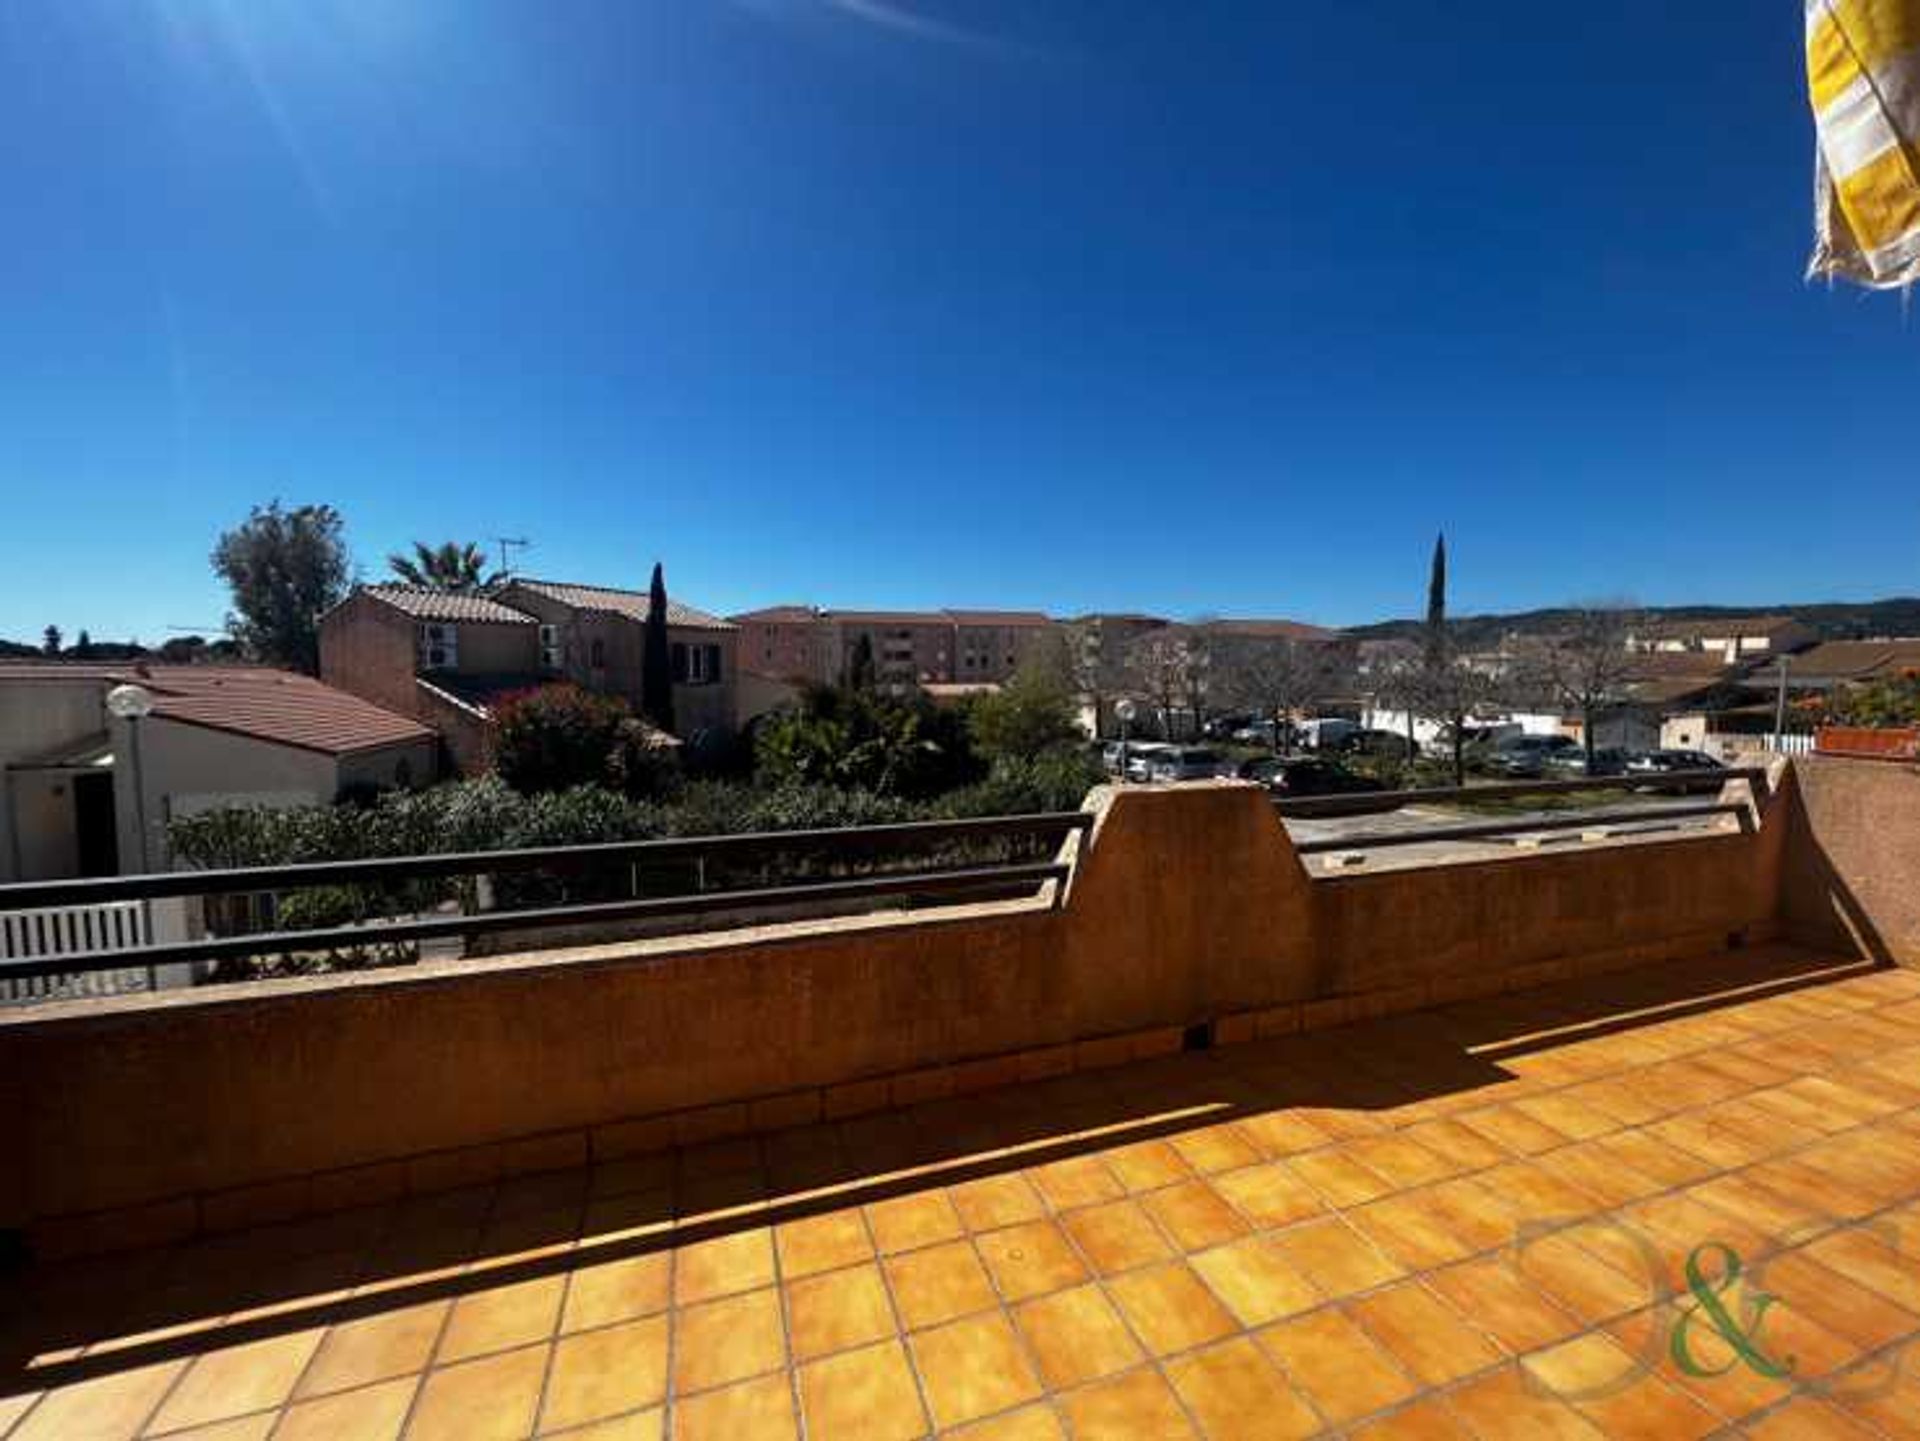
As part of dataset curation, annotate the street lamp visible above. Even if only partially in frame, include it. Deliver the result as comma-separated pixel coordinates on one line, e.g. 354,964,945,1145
107,684,154,872
1114,698,1137,784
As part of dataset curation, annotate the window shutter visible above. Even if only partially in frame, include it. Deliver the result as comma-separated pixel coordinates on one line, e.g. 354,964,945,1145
671,642,688,682
704,644,721,681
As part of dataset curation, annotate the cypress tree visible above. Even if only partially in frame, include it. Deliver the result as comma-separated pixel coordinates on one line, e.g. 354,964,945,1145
642,561,676,733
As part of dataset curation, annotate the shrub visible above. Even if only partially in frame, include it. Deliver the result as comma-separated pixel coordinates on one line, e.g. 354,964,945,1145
753,685,980,798
968,666,1081,763
493,684,679,797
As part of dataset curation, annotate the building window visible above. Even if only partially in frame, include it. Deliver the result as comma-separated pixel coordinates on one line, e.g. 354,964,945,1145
671,642,722,685
538,624,561,671
589,638,606,669
416,623,458,670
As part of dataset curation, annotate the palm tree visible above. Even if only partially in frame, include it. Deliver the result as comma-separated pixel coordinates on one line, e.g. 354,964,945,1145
386,541,503,594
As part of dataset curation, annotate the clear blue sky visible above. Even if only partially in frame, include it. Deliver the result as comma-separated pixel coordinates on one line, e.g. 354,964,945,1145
2,1,1914,644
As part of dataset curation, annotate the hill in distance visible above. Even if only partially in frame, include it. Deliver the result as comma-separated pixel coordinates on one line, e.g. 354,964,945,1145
1350,597,1920,650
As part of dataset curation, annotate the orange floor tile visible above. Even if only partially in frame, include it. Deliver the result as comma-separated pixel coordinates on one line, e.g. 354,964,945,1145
6,945,1920,1438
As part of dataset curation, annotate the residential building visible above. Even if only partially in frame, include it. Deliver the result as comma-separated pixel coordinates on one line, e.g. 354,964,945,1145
493,579,737,739
730,605,1057,689
1,663,432,884
319,578,738,770
1623,614,1817,664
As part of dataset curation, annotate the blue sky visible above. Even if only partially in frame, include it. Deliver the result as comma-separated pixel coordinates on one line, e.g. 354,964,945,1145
1,1,1914,644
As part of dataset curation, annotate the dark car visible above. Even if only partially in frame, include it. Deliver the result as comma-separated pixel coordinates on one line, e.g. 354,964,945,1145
1334,727,1415,760
1484,734,1582,777
1237,756,1386,798
1543,745,1632,777
1626,749,1726,793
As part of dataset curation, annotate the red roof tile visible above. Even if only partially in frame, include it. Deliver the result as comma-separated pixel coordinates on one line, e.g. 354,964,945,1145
124,668,432,756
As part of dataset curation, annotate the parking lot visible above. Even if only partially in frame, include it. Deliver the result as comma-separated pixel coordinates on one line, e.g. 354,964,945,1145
1282,793,1743,872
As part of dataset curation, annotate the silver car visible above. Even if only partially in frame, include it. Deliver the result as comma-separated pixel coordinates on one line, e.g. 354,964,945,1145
1143,746,1227,782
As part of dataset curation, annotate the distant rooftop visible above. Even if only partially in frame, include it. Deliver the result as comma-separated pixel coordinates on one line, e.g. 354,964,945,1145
506,578,734,631
353,585,537,626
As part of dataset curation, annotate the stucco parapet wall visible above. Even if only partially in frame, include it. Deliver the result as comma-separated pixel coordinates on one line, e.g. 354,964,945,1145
2,774,1793,1253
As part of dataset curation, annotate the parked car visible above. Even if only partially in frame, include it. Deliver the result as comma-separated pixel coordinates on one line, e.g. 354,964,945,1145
1333,727,1415,760
1484,734,1582,777
1543,746,1632,777
1231,718,1290,747
1202,713,1255,740
1425,721,1521,761
1120,742,1175,780
1236,756,1387,798
1625,749,1725,792
1142,745,1228,782
1296,718,1360,751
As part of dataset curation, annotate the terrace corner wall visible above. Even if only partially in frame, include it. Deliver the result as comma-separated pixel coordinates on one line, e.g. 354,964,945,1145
1781,753,1920,966
2,776,1793,1255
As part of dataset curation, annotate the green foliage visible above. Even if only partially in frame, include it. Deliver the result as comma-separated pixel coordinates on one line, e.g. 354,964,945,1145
211,501,350,674
1826,672,1920,728
642,562,675,732
386,541,502,593
753,685,979,798
967,666,1081,763
939,751,1106,818
492,685,678,798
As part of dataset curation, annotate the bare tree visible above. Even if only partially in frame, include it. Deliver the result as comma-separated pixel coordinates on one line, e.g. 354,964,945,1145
1065,619,1137,739
1124,627,1191,739
1212,636,1333,751
1518,603,1642,763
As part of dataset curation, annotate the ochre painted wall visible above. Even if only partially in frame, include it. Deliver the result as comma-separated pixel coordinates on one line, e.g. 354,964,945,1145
0,776,1799,1238
1781,755,1920,965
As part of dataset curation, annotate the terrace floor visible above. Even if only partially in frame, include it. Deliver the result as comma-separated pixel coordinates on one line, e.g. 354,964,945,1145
9,945,1920,1439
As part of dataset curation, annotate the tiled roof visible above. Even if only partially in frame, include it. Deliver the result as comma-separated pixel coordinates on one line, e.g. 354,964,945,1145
944,609,1054,627
1206,618,1340,642
506,579,734,631
356,585,536,625
117,667,433,756
1756,639,1920,682
830,610,954,627
1622,652,1740,681
731,605,824,624
1634,614,1804,639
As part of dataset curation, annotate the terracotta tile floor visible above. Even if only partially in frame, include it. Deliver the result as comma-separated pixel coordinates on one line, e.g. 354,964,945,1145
11,945,1920,1438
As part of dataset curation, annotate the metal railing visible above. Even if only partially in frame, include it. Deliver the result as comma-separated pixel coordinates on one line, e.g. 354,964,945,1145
1276,767,1764,854
0,812,1091,985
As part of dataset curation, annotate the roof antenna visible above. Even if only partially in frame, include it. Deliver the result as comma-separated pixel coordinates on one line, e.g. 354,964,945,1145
493,536,531,580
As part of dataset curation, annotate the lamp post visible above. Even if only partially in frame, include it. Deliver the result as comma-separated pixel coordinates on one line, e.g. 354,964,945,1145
1115,698,1137,784
106,683,155,989
107,683,155,870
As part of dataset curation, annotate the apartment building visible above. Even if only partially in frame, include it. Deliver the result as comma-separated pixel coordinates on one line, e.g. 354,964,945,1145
731,606,1056,688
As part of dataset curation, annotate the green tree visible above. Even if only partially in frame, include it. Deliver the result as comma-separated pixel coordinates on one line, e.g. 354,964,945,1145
41,625,60,656
386,541,502,593
642,561,676,733
847,633,877,692
968,657,1081,763
211,501,350,674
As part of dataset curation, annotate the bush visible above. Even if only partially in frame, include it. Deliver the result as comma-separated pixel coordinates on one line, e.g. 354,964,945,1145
493,684,679,798
967,667,1081,763
753,685,981,798
938,751,1106,819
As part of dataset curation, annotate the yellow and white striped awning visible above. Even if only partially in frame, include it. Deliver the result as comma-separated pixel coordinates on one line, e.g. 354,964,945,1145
1807,0,1920,288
